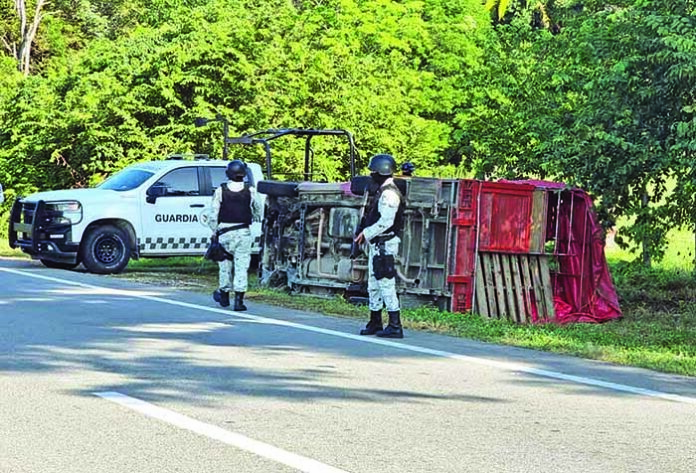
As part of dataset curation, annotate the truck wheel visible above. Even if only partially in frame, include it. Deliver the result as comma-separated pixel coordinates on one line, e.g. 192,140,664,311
40,260,79,270
81,225,131,274
350,175,373,195
350,176,407,195
257,181,298,197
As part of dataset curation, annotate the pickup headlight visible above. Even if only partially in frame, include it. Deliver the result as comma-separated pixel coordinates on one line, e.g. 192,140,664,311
45,201,83,225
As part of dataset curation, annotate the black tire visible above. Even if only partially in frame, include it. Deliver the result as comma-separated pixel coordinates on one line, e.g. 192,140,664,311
40,259,79,270
394,178,407,196
257,180,298,197
81,224,131,274
350,176,407,195
350,175,373,195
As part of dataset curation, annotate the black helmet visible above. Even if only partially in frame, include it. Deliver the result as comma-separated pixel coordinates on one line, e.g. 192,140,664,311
401,162,416,175
226,160,247,180
368,154,396,176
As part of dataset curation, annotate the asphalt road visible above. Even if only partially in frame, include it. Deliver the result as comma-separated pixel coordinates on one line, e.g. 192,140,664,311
1,257,695,473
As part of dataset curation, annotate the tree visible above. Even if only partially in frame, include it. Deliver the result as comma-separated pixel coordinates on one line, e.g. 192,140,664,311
460,0,696,264
0,0,492,200
2,0,46,75
484,0,559,32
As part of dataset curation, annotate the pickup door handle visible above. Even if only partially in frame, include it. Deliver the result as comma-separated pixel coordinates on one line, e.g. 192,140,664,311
190,204,205,208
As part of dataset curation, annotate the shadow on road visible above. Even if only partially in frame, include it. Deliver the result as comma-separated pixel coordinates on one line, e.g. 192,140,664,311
1,258,695,406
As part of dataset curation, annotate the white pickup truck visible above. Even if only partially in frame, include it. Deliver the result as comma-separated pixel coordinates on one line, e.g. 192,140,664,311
8,158,265,273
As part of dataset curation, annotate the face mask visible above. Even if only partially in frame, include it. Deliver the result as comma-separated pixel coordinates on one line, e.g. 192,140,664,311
371,172,388,186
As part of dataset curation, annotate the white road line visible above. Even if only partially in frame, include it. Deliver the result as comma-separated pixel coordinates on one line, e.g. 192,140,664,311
2,266,696,405
95,391,349,473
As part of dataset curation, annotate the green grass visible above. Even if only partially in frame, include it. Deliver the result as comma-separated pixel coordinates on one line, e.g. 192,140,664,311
0,237,27,258
605,226,695,270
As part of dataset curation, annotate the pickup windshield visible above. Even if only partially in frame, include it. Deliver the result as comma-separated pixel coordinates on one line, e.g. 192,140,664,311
97,169,154,191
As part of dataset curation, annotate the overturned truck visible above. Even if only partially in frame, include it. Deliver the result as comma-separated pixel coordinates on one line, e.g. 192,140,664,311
235,129,622,324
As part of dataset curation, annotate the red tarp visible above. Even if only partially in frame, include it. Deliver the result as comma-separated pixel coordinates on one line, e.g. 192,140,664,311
505,180,622,324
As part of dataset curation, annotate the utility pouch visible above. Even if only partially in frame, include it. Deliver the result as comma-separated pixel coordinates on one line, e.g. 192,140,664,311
205,224,247,262
204,235,227,262
372,254,396,280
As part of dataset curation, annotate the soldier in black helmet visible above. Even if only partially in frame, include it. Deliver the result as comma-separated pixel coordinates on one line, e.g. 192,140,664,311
207,159,263,311
354,154,406,338
401,162,416,177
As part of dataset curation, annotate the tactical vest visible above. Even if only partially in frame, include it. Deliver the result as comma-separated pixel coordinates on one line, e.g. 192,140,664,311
363,181,405,236
218,183,252,225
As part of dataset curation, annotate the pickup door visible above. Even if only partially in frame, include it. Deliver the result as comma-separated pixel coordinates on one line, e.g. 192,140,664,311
139,166,211,255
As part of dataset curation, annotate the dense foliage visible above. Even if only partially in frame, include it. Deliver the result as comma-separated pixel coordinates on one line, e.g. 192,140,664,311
1,0,696,263
456,0,696,262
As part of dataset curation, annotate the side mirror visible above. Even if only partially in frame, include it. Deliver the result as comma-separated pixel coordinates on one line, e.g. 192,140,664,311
146,184,167,204
0,184,4,204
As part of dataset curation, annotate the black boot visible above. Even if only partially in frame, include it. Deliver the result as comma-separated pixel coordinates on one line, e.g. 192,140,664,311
360,310,383,335
213,289,230,308
377,311,403,338
234,292,247,311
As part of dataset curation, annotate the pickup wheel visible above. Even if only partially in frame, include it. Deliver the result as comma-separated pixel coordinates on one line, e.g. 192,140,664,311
257,181,298,197
81,224,131,274
40,259,79,270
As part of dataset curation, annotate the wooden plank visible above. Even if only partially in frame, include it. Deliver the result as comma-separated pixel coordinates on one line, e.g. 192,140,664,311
509,255,527,323
501,254,519,322
483,254,499,319
519,255,535,322
539,256,557,321
492,254,508,320
529,190,547,253
529,256,549,322
475,254,489,318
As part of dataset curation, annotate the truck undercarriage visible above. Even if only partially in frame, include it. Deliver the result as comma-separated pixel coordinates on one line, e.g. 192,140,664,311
259,177,459,310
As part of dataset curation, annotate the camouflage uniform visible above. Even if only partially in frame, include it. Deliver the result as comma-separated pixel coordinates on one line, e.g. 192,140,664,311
362,179,401,312
206,181,263,293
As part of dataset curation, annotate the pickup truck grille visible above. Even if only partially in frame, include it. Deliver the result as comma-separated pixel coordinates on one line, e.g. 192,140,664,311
20,201,37,225
10,200,38,242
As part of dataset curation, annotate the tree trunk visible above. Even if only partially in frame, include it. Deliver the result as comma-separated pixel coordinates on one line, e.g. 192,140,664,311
693,228,696,272
642,192,651,268
9,0,46,75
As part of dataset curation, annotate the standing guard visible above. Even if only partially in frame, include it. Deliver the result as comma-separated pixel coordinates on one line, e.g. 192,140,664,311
354,154,406,338
207,159,263,311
